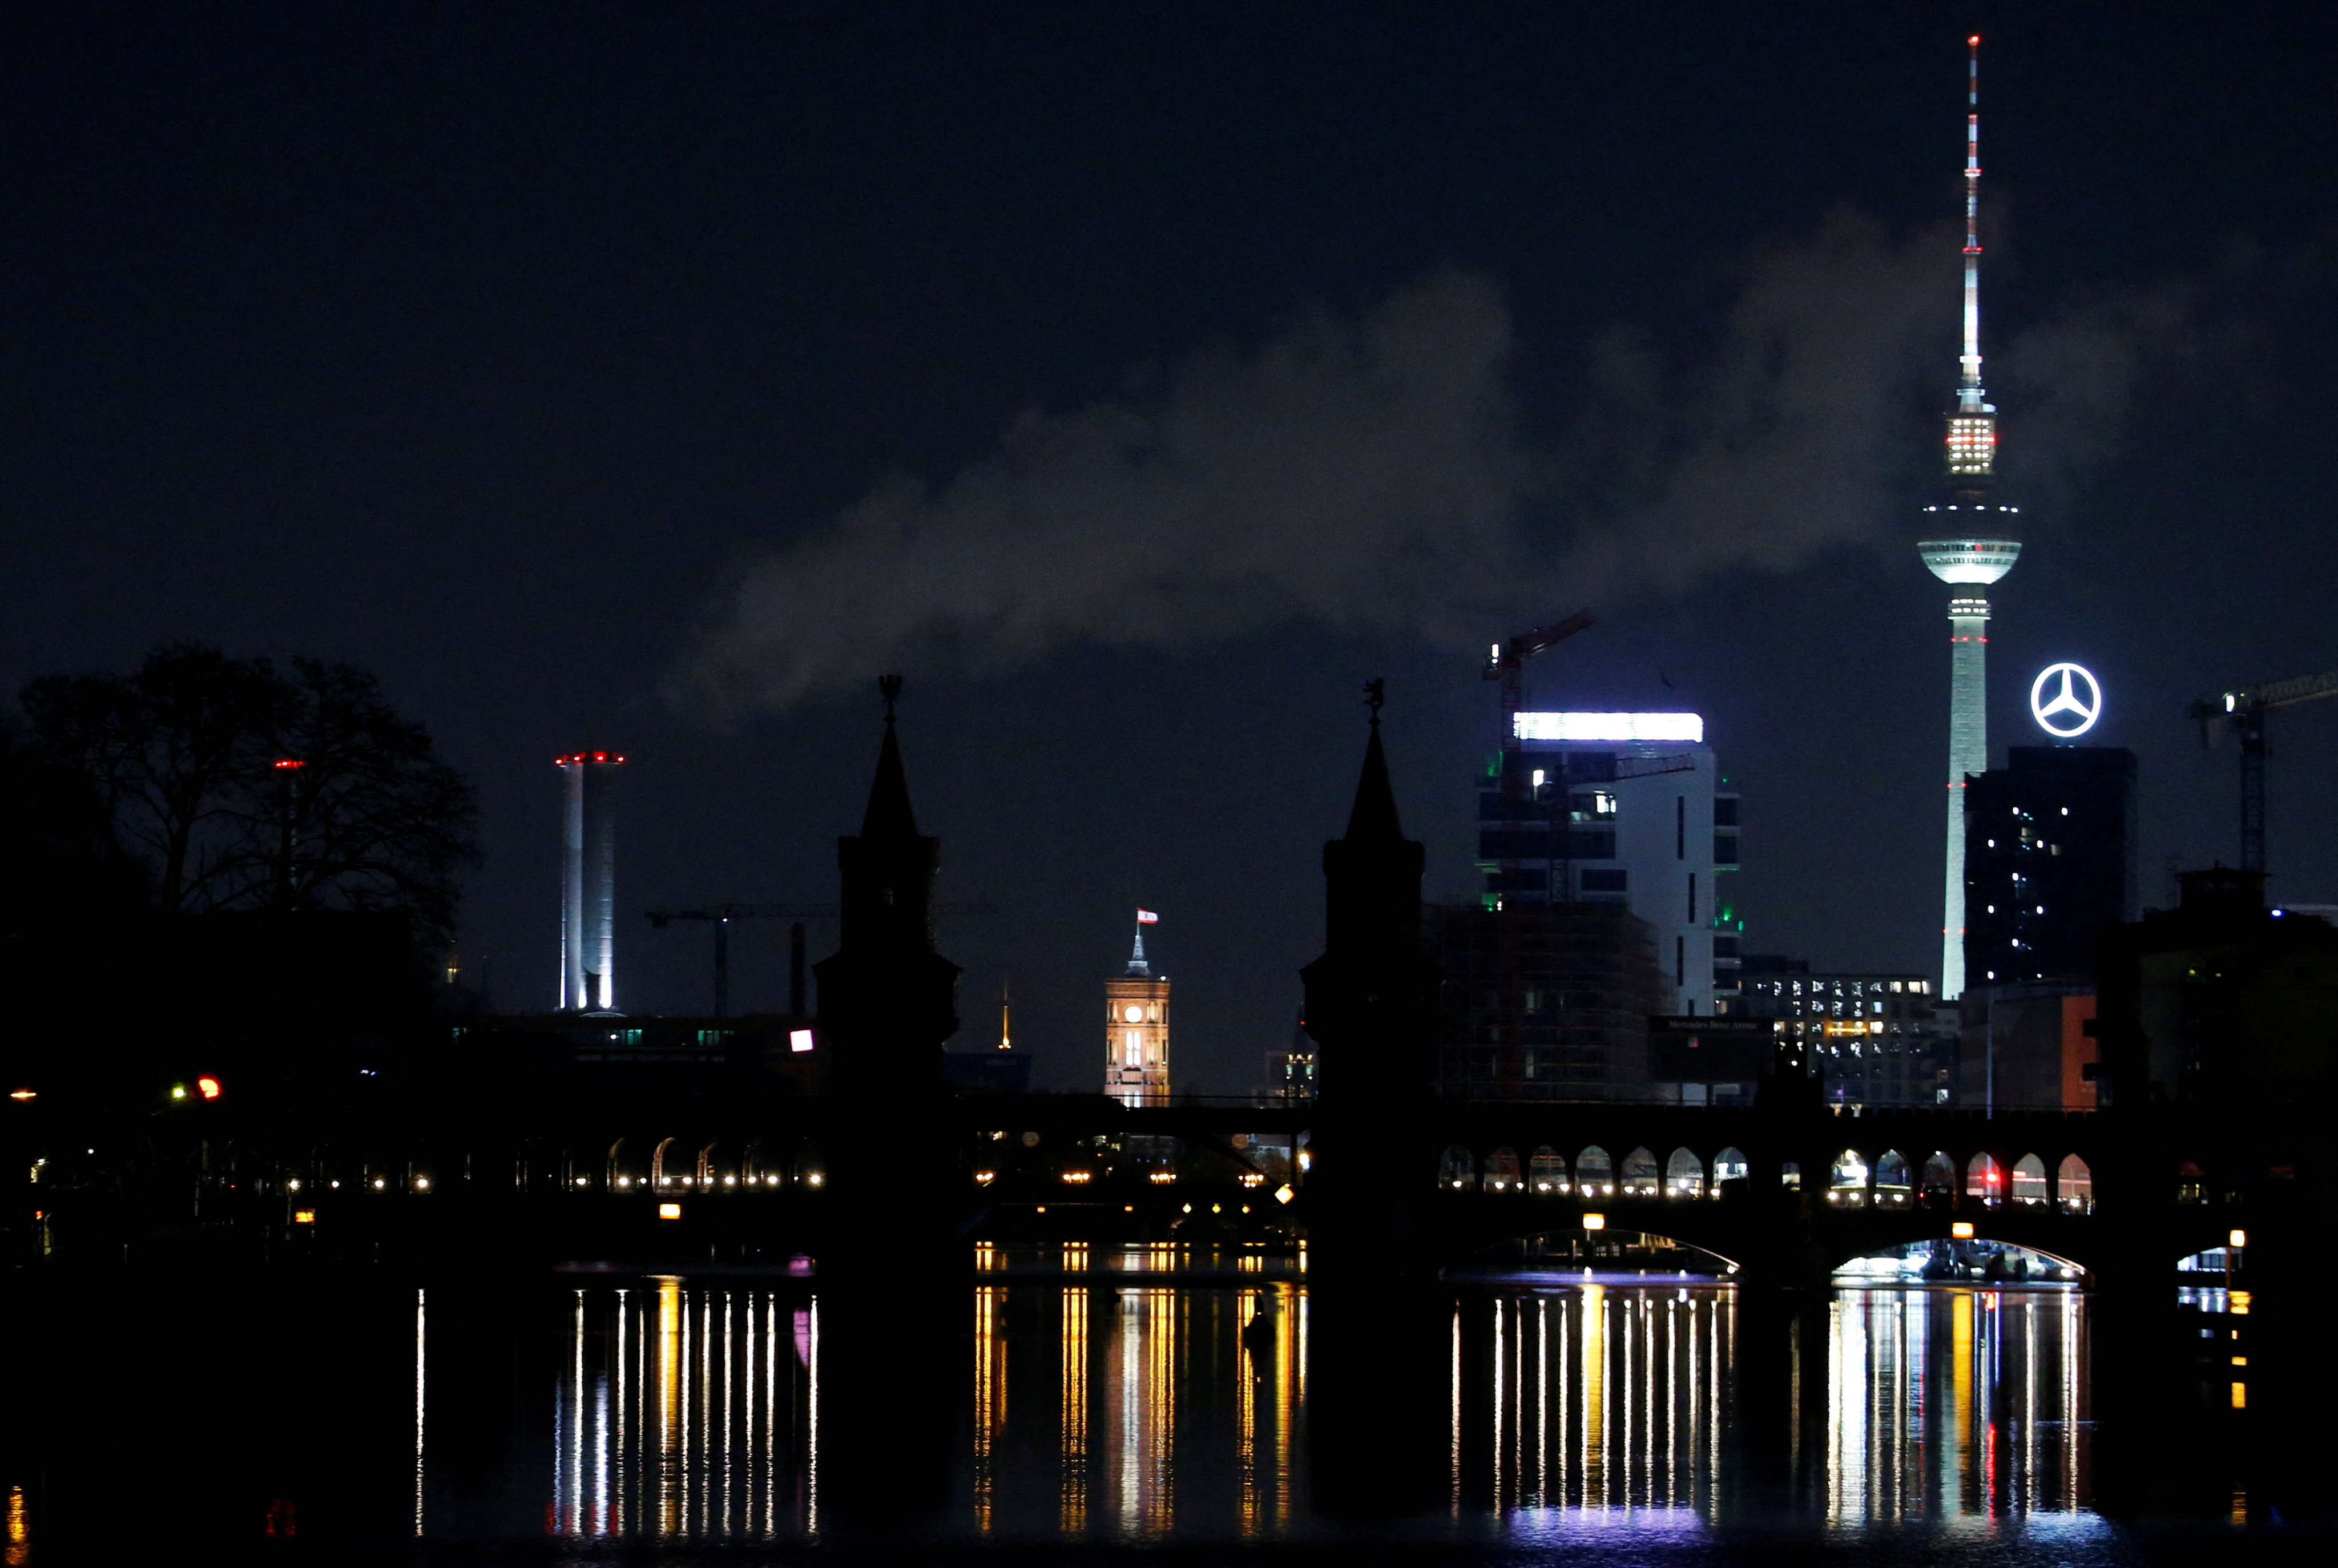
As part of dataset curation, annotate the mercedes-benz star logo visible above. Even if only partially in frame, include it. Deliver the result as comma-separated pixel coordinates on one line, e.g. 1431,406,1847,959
2029,662,2102,739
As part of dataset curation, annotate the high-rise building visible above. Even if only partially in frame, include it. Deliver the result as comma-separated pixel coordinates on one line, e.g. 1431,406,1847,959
1431,900,1670,1101
1472,712,1736,1013
1103,914,1170,1106
1918,38,2023,999
1964,745,2140,988
556,750,624,1013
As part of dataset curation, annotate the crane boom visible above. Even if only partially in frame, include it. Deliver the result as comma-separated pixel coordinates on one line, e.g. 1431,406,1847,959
2188,666,2338,874
2213,668,2338,718
1480,610,1595,904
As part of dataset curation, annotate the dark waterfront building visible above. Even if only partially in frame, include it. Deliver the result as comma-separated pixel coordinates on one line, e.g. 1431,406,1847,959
1964,745,2138,989
1429,901,1668,1100
1954,983,2097,1112
2095,867,2338,1108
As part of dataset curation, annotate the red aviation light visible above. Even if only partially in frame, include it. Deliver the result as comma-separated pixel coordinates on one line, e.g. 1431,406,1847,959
1969,34,1980,46
273,759,305,770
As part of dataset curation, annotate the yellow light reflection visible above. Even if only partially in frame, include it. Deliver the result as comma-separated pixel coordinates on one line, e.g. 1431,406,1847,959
1061,1285,1090,1533
973,1285,1006,1533
549,1284,812,1543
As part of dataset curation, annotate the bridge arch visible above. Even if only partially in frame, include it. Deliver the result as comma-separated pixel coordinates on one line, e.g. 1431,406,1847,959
2057,1154,2093,1214
1576,1146,1614,1197
1874,1150,1911,1208
2010,1153,2049,1207
1713,1147,1748,1186
1448,1223,1743,1280
1965,1151,2003,1207
1920,1151,1956,1204
1529,1146,1565,1196
1437,1144,1473,1191
1828,1148,1870,1207
1663,1147,1703,1199
1620,1147,1659,1198
1484,1146,1521,1194
1835,1236,2091,1284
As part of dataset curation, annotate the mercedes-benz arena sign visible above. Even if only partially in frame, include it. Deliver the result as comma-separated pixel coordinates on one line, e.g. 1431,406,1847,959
2030,662,2102,739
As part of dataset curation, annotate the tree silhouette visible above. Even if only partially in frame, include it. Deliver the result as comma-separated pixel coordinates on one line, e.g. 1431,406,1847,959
20,645,478,949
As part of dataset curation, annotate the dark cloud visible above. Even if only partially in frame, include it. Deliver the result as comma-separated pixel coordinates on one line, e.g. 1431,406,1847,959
684,216,2187,715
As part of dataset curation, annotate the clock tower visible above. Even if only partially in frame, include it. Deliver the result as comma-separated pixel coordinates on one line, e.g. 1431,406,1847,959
1103,913,1171,1106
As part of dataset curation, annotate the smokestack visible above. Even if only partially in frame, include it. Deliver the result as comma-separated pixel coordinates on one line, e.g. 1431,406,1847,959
557,751,626,1011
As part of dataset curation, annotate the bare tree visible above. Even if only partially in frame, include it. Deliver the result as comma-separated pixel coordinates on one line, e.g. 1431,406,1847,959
20,646,479,946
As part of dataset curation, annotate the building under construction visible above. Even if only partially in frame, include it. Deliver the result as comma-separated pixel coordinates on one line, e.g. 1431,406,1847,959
1430,899,1669,1101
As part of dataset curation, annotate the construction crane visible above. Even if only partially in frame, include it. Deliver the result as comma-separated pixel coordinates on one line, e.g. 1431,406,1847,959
645,901,998,1018
2189,668,2338,873
1483,611,1597,738
1480,611,1598,903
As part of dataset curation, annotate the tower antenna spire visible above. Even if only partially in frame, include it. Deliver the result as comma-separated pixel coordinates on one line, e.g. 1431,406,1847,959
1960,34,1985,406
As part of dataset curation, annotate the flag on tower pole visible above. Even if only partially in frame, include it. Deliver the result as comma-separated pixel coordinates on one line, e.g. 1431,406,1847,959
1136,909,1160,924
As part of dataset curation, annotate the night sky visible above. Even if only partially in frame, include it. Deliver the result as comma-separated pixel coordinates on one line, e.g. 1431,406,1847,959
7,3,2336,1092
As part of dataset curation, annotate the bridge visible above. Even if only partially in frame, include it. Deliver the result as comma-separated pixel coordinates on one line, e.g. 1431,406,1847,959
14,694,2327,1521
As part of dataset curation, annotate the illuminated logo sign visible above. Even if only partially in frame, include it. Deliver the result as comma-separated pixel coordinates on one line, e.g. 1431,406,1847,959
2029,663,2102,739
1514,712,1704,743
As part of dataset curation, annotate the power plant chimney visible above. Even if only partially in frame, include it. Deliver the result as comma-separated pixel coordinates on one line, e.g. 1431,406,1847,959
557,750,625,1012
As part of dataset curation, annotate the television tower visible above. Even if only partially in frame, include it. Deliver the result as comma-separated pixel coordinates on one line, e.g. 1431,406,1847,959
1917,35,2021,999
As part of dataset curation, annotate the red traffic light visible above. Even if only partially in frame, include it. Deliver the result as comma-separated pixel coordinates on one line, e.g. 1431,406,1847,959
196,1075,223,1101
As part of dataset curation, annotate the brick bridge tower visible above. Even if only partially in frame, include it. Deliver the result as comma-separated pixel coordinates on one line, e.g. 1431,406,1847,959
811,677,961,1522
1300,684,1446,1514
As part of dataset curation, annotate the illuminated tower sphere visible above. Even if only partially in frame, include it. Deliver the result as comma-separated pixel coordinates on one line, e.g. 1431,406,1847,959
1916,37,2021,999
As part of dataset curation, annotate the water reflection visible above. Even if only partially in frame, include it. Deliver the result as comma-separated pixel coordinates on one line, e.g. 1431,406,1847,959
550,1281,816,1541
535,1278,2085,1542
1476,1285,1732,1515
1817,1288,2087,1523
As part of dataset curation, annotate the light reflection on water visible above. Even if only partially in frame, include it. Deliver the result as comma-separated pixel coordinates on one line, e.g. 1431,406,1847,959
538,1277,2087,1543
549,1279,817,1541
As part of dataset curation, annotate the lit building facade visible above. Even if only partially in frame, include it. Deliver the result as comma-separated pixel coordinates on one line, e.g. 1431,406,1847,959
1473,712,1736,1015
1737,965,1952,1109
1104,921,1170,1106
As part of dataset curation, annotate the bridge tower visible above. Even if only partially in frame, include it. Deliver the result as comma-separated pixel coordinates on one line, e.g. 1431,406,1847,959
1300,684,1446,1513
809,678,962,1522
813,677,961,1107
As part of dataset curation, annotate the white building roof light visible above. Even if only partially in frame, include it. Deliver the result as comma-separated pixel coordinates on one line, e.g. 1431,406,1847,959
1513,712,1704,744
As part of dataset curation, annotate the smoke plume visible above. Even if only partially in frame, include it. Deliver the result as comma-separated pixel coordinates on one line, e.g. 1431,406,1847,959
684,214,2178,713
